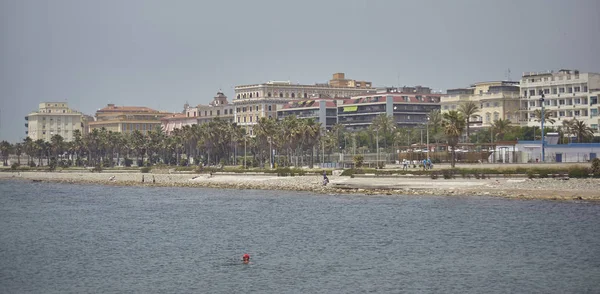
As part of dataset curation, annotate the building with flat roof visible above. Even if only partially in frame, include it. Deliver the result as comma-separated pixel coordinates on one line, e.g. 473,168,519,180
277,97,345,130
338,88,442,131
519,69,600,134
89,104,170,135
161,91,235,135
441,81,521,128
25,102,86,142
233,73,374,135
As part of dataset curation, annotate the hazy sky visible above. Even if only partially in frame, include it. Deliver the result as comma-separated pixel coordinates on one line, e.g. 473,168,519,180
1,0,599,142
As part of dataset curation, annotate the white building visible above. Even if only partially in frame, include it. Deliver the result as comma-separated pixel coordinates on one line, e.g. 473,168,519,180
519,69,600,133
25,102,85,142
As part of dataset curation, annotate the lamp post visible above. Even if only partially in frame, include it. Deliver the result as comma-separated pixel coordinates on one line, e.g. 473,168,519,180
267,136,273,169
540,93,545,162
426,116,430,160
244,136,247,169
376,128,379,166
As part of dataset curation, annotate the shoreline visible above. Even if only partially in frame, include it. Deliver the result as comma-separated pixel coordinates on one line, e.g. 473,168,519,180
1,171,599,202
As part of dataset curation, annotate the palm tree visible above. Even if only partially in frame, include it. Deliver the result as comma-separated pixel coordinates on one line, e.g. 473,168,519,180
50,134,65,161
22,137,34,166
442,110,466,168
458,101,479,141
491,119,512,141
371,113,396,150
561,119,574,144
14,143,23,165
532,109,556,125
0,141,11,166
570,119,594,143
428,109,442,135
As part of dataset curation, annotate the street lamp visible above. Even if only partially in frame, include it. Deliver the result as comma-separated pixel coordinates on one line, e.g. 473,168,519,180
244,136,247,169
376,128,379,165
540,93,545,162
267,136,273,168
426,116,430,160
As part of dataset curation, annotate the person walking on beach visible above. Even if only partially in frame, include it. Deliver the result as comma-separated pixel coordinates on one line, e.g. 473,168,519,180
427,158,432,169
402,160,408,171
322,171,329,186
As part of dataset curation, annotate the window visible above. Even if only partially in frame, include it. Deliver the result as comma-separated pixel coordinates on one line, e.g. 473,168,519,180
243,117,246,122
249,116,252,122
543,89,550,94
592,124,598,130
529,90,535,96
574,110,580,116
552,88,557,94
279,93,283,98
559,111,565,117
443,105,449,110
493,102,499,107
559,99,565,105
574,86,580,92
485,103,490,107
242,107,246,112
268,105,272,111
591,109,598,117
583,85,588,92
493,112,499,121
591,96,598,105
256,106,259,111
538,90,544,95
256,116,259,121
217,110,220,116
267,92,272,97
567,87,573,93
559,88,565,93
529,101,535,107
210,111,212,116
485,113,491,122
574,98,581,104
237,117,240,123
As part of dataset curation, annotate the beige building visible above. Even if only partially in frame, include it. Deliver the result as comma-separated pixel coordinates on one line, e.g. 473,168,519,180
441,81,521,128
89,104,170,135
196,91,235,124
519,69,600,134
234,73,374,135
25,102,86,142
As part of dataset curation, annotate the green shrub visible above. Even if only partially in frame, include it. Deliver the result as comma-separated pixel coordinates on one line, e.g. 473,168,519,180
538,169,549,178
568,166,590,178
29,161,36,167
591,158,600,177
124,158,133,167
140,167,151,173
91,164,103,173
442,169,455,179
10,163,19,170
353,155,364,168
527,171,536,179
430,171,439,179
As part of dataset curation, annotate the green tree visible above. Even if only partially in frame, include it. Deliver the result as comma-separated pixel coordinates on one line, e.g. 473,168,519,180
458,101,479,141
571,119,594,143
442,110,466,168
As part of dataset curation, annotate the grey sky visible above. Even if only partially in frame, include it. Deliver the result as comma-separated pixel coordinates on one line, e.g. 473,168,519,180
1,0,599,142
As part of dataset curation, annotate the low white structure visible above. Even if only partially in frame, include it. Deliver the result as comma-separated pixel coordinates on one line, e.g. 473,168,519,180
515,141,600,163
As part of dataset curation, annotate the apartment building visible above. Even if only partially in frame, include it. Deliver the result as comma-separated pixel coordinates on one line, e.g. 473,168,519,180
89,104,170,135
441,81,521,128
233,73,374,135
276,97,344,130
25,102,86,142
519,69,600,133
338,88,442,131
161,91,235,135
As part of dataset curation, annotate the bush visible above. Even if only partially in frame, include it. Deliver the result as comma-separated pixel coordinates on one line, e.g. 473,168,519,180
353,155,364,168
10,163,20,170
179,158,188,166
102,158,112,168
568,166,590,178
140,167,151,173
591,158,600,177
377,161,385,169
430,171,439,179
527,171,536,179
137,160,144,167
91,164,103,173
29,161,36,167
538,169,549,178
442,169,455,179
124,158,133,167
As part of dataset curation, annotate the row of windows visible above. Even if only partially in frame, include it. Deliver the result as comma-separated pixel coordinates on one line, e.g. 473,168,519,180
528,97,589,107
187,109,233,117
523,74,579,83
123,123,159,131
236,105,274,113
526,109,589,118
524,85,588,97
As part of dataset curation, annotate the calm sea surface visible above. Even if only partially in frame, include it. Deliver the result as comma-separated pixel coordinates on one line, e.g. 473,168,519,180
1,180,599,293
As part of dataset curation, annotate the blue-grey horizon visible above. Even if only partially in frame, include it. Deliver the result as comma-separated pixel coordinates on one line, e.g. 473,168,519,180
1,0,599,142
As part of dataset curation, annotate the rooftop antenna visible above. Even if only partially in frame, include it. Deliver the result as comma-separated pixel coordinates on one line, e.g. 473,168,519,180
505,68,511,81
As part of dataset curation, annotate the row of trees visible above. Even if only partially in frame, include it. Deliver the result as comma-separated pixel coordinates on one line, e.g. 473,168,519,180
0,103,597,168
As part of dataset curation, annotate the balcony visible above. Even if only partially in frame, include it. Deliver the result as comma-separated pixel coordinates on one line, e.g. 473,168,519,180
25,116,29,121
25,123,28,127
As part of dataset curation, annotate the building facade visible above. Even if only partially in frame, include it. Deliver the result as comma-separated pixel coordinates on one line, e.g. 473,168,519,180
277,97,343,130
233,73,374,135
89,104,169,135
441,81,521,128
338,88,442,131
519,69,600,133
25,102,85,142
196,91,235,124
161,91,235,135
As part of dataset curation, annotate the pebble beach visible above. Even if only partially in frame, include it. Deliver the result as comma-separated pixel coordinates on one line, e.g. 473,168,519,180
1,170,599,201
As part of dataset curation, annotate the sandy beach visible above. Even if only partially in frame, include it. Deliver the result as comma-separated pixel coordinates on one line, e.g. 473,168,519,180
1,170,599,201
